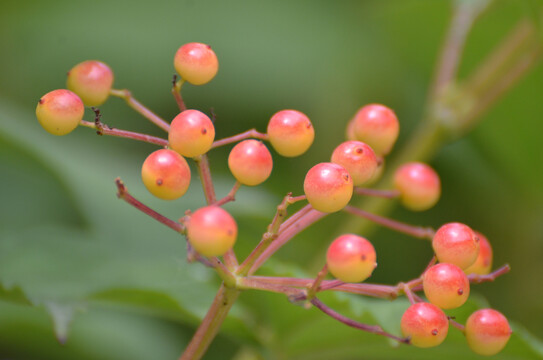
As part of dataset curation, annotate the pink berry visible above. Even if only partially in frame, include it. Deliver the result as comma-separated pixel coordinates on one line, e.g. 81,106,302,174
352,104,399,156
345,118,357,141
465,309,512,356
267,110,315,157
187,206,237,257
36,89,84,136
401,302,449,348
464,231,493,275
303,162,353,213
326,234,376,283
174,42,219,85
228,140,273,186
141,149,191,200
422,263,470,309
393,162,441,211
331,140,378,186
432,223,480,270
168,110,215,158
66,60,114,106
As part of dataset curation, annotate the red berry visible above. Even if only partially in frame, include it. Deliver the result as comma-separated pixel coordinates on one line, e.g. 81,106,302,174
401,302,449,348
67,60,114,106
394,162,441,211
432,223,480,270
36,89,84,136
464,231,493,275
228,140,273,186
267,110,314,157
422,263,470,309
326,234,376,283
331,140,378,186
352,104,399,156
303,162,353,213
141,149,191,200
174,42,218,85
465,309,512,356
187,206,237,257
168,110,215,158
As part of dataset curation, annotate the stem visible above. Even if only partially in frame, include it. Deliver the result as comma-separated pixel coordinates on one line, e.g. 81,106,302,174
213,181,242,207
449,317,466,333
109,88,170,132
343,205,435,240
179,285,240,360
354,187,400,199
467,264,510,284
211,129,269,149
80,120,168,147
172,77,187,112
310,297,410,344
115,178,184,233
208,257,237,288
306,264,329,301
236,277,299,295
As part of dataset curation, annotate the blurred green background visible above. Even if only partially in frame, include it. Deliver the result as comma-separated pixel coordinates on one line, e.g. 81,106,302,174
1,0,542,359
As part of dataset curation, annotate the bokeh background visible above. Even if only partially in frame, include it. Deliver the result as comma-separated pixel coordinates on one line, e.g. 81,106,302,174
1,0,542,359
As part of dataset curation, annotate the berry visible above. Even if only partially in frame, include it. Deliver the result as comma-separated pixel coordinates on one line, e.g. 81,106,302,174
303,162,353,213
228,140,273,186
66,60,114,106
331,140,378,186
36,89,84,136
401,302,449,348
326,234,376,283
464,231,493,275
393,162,441,211
352,104,399,156
187,206,237,257
141,149,191,200
422,263,470,309
432,223,480,269
345,118,357,141
267,110,314,157
465,309,512,356
174,42,218,85
168,110,215,158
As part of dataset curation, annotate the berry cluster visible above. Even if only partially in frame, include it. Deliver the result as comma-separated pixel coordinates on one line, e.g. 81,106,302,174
36,42,512,359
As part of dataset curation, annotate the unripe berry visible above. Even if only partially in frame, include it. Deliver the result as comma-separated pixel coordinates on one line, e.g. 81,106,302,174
393,162,441,211
326,234,376,283
345,118,356,141
168,110,215,158
66,60,114,106
422,263,470,309
401,302,449,348
464,231,493,275
465,309,512,356
36,89,84,136
187,206,237,257
228,140,273,186
352,104,399,156
267,110,314,157
432,223,480,270
141,149,191,200
331,140,378,186
303,162,353,213
174,42,219,85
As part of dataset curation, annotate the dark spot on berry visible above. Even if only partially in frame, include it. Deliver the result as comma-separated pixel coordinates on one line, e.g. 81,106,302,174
156,179,163,186
306,122,312,129
355,147,363,154
457,288,463,295
201,128,207,135
227,229,233,236
343,174,350,182
361,254,366,261
39,98,44,104
431,329,438,336
67,71,71,76
207,45,212,49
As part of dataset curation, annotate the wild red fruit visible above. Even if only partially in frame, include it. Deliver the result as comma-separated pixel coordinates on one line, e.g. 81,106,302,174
464,231,493,275
187,206,237,257
66,60,114,106
174,42,219,85
401,302,449,348
393,162,441,211
465,309,512,356
352,104,399,156
168,109,215,158
422,263,470,309
326,234,376,283
141,149,191,200
228,140,273,186
331,141,378,186
303,162,353,213
267,110,314,157
432,222,480,269
36,89,84,136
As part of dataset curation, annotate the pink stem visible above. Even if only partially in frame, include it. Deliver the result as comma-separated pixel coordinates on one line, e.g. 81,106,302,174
80,120,168,147
109,89,170,132
211,129,269,149
353,187,400,199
